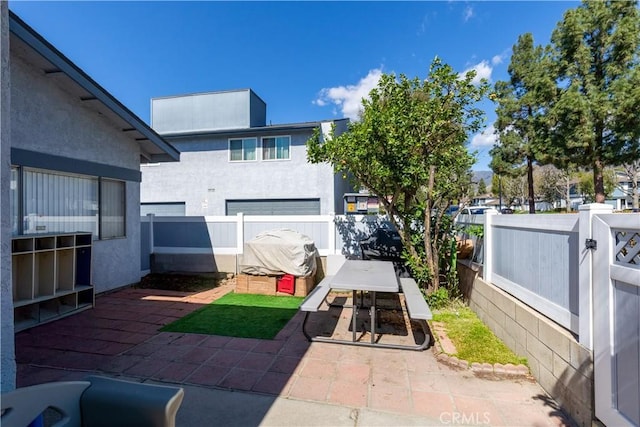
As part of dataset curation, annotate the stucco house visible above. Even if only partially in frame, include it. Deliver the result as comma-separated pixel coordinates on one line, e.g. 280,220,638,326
140,89,353,216
1,9,179,391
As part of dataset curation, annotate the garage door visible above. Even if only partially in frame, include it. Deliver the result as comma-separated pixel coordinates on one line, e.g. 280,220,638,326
226,199,320,215
141,202,186,216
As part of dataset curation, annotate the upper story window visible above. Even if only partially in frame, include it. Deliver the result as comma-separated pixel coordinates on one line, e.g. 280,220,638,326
229,138,257,161
262,136,290,160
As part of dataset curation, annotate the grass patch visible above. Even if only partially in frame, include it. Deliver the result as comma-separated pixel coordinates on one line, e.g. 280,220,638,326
161,293,304,339
433,304,527,366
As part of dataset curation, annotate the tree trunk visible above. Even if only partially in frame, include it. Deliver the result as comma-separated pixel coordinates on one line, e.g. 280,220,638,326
594,159,605,203
425,166,438,291
527,156,536,213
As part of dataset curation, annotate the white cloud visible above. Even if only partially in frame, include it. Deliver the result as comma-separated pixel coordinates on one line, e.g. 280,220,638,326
460,60,493,85
463,5,474,22
491,55,503,65
314,69,383,121
470,125,497,148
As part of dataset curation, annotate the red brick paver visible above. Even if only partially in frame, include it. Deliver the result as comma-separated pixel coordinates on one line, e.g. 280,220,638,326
14,284,577,426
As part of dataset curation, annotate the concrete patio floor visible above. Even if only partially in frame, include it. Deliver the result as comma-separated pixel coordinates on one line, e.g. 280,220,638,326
15,283,577,426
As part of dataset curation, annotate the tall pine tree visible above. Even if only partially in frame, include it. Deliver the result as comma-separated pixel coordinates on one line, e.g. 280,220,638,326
550,0,640,203
491,33,555,213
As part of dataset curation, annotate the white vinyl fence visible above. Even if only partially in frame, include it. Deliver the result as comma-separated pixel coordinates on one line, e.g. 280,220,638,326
141,213,392,261
458,211,581,334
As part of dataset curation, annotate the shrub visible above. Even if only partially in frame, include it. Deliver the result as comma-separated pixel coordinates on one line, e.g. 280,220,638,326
426,287,450,310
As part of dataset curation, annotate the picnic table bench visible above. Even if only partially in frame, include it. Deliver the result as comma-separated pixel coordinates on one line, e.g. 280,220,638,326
299,275,333,312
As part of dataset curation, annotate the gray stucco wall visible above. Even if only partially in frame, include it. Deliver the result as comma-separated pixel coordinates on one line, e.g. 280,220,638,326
91,181,141,292
151,89,266,134
10,44,142,294
141,126,350,215
1,2,16,392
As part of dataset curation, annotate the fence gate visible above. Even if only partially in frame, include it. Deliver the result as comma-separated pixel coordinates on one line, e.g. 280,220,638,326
593,214,640,427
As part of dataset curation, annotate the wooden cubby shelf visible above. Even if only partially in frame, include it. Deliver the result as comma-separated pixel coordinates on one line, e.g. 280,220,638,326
11,232,94,332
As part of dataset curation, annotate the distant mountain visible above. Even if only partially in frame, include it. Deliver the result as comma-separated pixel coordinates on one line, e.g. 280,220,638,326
472,170,493,186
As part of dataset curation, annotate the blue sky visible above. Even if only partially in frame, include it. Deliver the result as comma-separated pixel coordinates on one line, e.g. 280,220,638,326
10,1,578,170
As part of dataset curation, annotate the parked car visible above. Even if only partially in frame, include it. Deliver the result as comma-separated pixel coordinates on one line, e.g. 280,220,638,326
459,206,498,215
445,205,460,216
500,208,514,214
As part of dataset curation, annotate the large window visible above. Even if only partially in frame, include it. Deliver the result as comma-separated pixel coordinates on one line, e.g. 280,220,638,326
262,136,290,160
12,167,126,239
229,138,257,161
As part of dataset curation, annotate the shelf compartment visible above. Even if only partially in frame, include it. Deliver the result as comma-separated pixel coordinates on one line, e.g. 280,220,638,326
12,253,33,301
35,237,56,251
56,235,75,248
56,249,75,292
12,238,33,254
75,234,92,247
58,294,78,315
75,247,91,286
14,305,39,332
77,286,94,308
39,298,61,321
34,251,55,298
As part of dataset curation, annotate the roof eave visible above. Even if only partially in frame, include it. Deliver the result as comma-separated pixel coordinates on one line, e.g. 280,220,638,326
8,11,180,162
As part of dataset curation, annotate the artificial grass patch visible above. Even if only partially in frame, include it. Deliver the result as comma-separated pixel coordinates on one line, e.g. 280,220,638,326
161,293,304,339
432,305,528,366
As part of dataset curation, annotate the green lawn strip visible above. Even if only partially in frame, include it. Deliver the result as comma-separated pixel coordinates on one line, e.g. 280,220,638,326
432,305,527,366
161,293,304,340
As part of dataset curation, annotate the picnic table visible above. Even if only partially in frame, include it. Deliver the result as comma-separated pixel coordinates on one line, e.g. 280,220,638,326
300,259,432,351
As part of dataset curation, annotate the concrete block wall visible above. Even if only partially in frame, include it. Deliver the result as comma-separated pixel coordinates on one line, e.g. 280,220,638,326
466,272,593,427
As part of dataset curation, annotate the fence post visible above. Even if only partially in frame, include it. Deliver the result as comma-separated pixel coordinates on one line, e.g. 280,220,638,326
236,212,244,255
482,210,497,284
578,203,613,350
147,213,155,254
328,213,336,255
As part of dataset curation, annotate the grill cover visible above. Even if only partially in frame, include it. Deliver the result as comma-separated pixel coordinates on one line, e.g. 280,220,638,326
239,229,318,277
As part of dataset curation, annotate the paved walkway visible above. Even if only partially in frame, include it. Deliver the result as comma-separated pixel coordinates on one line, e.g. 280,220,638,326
15,284,576,426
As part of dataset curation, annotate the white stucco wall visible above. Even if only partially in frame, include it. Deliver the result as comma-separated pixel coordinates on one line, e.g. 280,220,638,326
10,45,142,294
141,127,347,215
1,2,16,392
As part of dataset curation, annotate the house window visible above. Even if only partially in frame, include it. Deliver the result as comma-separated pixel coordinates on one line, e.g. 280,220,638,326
100,178,126,239
229,138,257,161
262,136,290,160
12,167,126,239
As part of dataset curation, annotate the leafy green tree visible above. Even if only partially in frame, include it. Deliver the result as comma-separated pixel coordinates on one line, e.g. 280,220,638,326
477,178,487,195
491,33,555,213
307,59,488,291
578,168,617,203
549,0,640,203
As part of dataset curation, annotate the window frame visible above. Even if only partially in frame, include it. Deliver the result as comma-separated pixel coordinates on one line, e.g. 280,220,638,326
99,178,126,240
228,137,258,162
261,135,291,161
11,166,126,240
